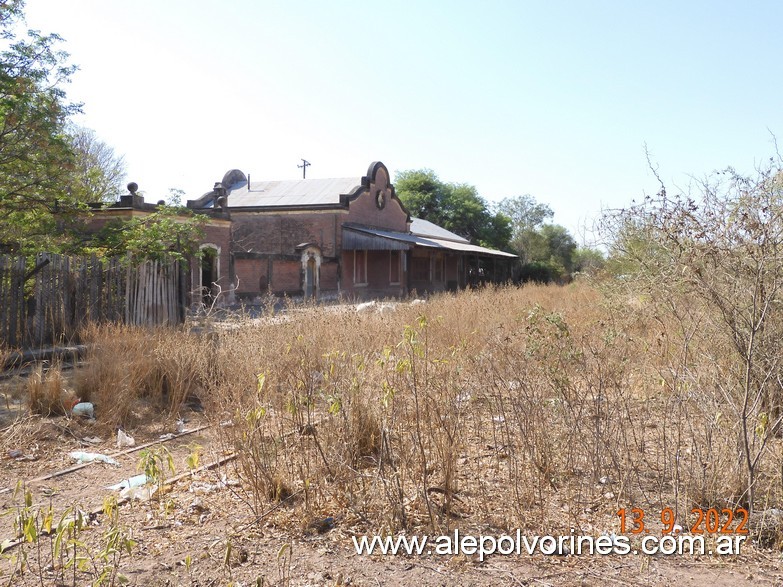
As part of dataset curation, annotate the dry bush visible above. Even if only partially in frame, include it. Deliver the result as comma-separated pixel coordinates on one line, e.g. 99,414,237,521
26,362,72,416
74,323,211,429
209,283,662,535
72,280,783,540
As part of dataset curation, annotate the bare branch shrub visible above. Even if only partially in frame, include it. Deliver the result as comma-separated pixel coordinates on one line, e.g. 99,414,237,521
601,159,783,514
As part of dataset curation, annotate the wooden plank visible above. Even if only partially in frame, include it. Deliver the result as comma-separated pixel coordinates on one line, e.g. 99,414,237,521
0,256,8,345
9,256,24,348
90,254,100,322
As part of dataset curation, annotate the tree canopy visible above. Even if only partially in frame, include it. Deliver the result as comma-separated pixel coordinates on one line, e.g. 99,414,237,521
497,194,603,281
394,169,512,250
0,1,193,260
68,125,127,203
0,1,83,252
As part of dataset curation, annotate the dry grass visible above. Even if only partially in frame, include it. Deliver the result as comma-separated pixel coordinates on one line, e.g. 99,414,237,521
26,362,74,416
73,324,211,431
37,281,783,542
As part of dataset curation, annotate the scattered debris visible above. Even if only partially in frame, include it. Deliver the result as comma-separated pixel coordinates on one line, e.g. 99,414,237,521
176,418,186,433
305,516,335,535
355,301,377,312
107,473,150,491
68,451,120,466
188,474,239,494
188,497,208,514
71,402,95,419
455,392,471,407
120,484,157,502
116,429,136,448
81,436,103,445
6,449,37,461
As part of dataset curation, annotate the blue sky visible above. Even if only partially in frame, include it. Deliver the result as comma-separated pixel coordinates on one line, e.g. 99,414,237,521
21,0,783,242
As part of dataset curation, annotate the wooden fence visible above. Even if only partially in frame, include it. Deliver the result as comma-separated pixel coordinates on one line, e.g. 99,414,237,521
0,253,186,349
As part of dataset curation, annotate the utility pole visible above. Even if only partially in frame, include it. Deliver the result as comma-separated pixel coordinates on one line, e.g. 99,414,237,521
298,159,311,179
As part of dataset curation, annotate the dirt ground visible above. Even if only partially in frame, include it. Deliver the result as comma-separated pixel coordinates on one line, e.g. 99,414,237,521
2,384,783,586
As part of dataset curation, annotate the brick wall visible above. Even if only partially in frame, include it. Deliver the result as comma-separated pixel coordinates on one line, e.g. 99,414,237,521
234,258,267,293
231,212,340,257
271,259,301,293
345,188,408,232
321,261,339,290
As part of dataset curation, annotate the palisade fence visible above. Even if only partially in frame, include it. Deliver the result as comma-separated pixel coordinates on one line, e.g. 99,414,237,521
0,253,186,349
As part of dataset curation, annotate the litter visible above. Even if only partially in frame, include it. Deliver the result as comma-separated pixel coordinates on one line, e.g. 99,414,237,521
71,402,95,419
189,481,219,494
107,473,150,491
120,485,157,502
81,436,103,445
306,516,335,534
68,451,120,466
158,433,176,441
116,429,135,448
176,419,186,434
7,449,37,461
188,474,239,495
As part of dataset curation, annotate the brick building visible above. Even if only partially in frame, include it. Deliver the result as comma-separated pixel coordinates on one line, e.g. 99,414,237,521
186,161,516,302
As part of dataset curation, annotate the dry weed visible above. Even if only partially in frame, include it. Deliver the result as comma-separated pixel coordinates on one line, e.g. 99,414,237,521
61,282,783,540
26,362,72,416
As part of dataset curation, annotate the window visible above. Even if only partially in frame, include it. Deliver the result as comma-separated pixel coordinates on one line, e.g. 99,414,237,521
389,251,400,284
433,253,444,282
354,250,367,285
411,256,430,281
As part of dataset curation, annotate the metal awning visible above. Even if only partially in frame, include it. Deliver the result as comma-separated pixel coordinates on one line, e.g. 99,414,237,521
342,227,411,251
343,225,517,258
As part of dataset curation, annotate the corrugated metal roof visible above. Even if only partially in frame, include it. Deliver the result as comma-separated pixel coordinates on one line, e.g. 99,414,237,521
343,229,411,251
425,238,518,258
410,217,470,243
227,177,361,208
345,226,517,258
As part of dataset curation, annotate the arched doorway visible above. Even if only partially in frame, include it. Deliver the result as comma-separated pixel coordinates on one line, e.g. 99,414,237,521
298,244,321,300
199,245,220,305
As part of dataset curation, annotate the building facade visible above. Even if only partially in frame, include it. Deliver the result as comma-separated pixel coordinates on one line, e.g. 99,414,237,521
186,161,516,303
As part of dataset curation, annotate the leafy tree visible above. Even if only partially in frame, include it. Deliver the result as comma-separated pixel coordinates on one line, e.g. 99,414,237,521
496,194,582,281
497,194,554,227
496,194,553,264
0,1,82,253
67,125,127,203
572,246,605,273
395,169,511,250
539,224,577,274
88,206,206,263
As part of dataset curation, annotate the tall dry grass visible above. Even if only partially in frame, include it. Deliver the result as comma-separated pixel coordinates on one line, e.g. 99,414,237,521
73,324,212,430
65,282,783,539
26,362,73,416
